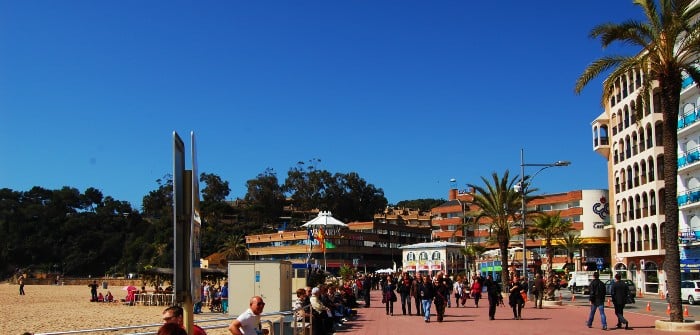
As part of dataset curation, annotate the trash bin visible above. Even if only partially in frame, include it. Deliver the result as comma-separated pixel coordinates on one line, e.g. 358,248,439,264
102,281,108,289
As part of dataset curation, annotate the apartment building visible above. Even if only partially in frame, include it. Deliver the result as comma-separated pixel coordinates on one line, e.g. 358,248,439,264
591,68,669,294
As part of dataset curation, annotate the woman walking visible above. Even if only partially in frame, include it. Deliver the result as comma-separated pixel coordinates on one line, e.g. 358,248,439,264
508,274,525,320
471,275,483,308
383,274,397,315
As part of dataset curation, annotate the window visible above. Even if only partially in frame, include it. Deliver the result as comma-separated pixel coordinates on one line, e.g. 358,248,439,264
432,251,441,260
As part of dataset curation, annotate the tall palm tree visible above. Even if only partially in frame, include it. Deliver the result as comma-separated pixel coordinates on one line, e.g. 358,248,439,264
468,171,522,285
560,232,584,267
528,212,572,277
575,0,700,322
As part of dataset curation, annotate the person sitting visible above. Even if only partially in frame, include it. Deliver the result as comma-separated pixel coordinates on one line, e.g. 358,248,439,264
106,291,114,302
97,292,104,302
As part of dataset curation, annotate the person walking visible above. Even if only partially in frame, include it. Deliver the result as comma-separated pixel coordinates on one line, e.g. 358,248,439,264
453,276,463,308
586,272,608,330
418,275,434,322
362,275,372,308
18,276,25,295
610,273,630,329
470,275,482,308
508,274,525,320
533,273,545,309
433,273,449,322
397,272,412,315
410,273,423,316
382,275,397,315
484,274,500,320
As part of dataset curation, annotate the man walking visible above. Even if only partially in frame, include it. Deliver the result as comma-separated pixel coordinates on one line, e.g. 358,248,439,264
418,275,434,322
410,273,423,316
610,274,630,329
586,272,608,330
484,274,500,320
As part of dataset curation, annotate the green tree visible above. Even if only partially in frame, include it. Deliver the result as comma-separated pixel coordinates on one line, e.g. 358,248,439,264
467,171,522,285
560,232,584,266
528,212,572,276
200,172,230,203
574,0,700,322
219,234,248,261
245,168,285,227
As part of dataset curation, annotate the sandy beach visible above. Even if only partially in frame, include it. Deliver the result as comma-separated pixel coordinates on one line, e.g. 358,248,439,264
1,283,234,335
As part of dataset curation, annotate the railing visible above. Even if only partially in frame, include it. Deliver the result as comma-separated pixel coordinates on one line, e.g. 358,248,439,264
33,308,309,335
678,187,700,206
678,105,699,129
678,147,700,168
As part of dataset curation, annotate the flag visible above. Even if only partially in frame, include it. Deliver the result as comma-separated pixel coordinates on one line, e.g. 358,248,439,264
317,227,325,252
307,229,315,241
324,240,336,249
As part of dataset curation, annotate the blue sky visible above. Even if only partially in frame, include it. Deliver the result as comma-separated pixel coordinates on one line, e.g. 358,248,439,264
0,1,645,210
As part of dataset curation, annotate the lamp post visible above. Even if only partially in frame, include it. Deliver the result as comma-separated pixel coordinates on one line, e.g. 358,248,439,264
515,148,570,281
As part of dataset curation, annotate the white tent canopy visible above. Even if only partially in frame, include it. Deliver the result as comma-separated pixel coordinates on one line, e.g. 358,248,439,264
301,211,348,232
375,268,395,274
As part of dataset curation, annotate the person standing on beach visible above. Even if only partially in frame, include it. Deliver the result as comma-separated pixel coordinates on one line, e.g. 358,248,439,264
533,273,545,309
221,282,229,314
162,305,207,335
18,276,25,295
88,280,98,301
228,296,269,335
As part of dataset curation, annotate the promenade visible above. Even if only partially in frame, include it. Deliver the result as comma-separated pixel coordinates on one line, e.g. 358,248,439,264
337,290,692,335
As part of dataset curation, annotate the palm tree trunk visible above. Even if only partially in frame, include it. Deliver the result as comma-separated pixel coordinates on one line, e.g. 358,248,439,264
660,73,683,322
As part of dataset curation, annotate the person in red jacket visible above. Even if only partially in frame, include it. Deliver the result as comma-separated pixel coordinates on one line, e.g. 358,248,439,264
162,305,207,335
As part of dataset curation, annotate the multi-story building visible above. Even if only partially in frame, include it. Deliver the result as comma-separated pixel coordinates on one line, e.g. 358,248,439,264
591,69,669,294
431,188,610,276
245,210,432,273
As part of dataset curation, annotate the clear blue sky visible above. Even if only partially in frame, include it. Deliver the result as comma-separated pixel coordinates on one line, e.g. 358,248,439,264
0,1,645,210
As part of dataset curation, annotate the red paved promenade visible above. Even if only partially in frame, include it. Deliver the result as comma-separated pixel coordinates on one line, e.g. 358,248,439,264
338,290,690,335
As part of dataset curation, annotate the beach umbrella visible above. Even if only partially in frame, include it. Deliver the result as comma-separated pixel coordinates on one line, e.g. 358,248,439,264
122,285,137,291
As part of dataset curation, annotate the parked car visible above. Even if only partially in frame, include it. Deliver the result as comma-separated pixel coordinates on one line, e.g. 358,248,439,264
604,279,636,303
681,280,700,305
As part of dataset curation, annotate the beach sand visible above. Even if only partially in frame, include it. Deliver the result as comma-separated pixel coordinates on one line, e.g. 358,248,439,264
1,283,233,335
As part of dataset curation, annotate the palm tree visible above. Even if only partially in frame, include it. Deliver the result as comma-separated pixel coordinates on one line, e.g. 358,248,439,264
219,233,248,262
528,212,572,277
575,0,700,322
461,243,487,276
560,232,584,267
468,171,522,285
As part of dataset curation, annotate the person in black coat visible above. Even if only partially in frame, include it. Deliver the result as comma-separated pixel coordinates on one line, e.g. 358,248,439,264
397,272,413,315
433,272,450,322
586,272,608,330
610,273,630,329
418,275,434,322
508,274,525,320
362,275,372,307
484,274,501,320
383,275,397,315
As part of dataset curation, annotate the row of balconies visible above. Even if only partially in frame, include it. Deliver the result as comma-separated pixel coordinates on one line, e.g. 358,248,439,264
615,205,657,223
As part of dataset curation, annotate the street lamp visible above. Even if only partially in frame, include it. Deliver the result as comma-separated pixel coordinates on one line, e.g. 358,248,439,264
515,148,570,281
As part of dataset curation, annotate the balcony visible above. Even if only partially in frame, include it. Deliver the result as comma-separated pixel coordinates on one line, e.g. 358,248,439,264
678,187,700,207
678,147,700,173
